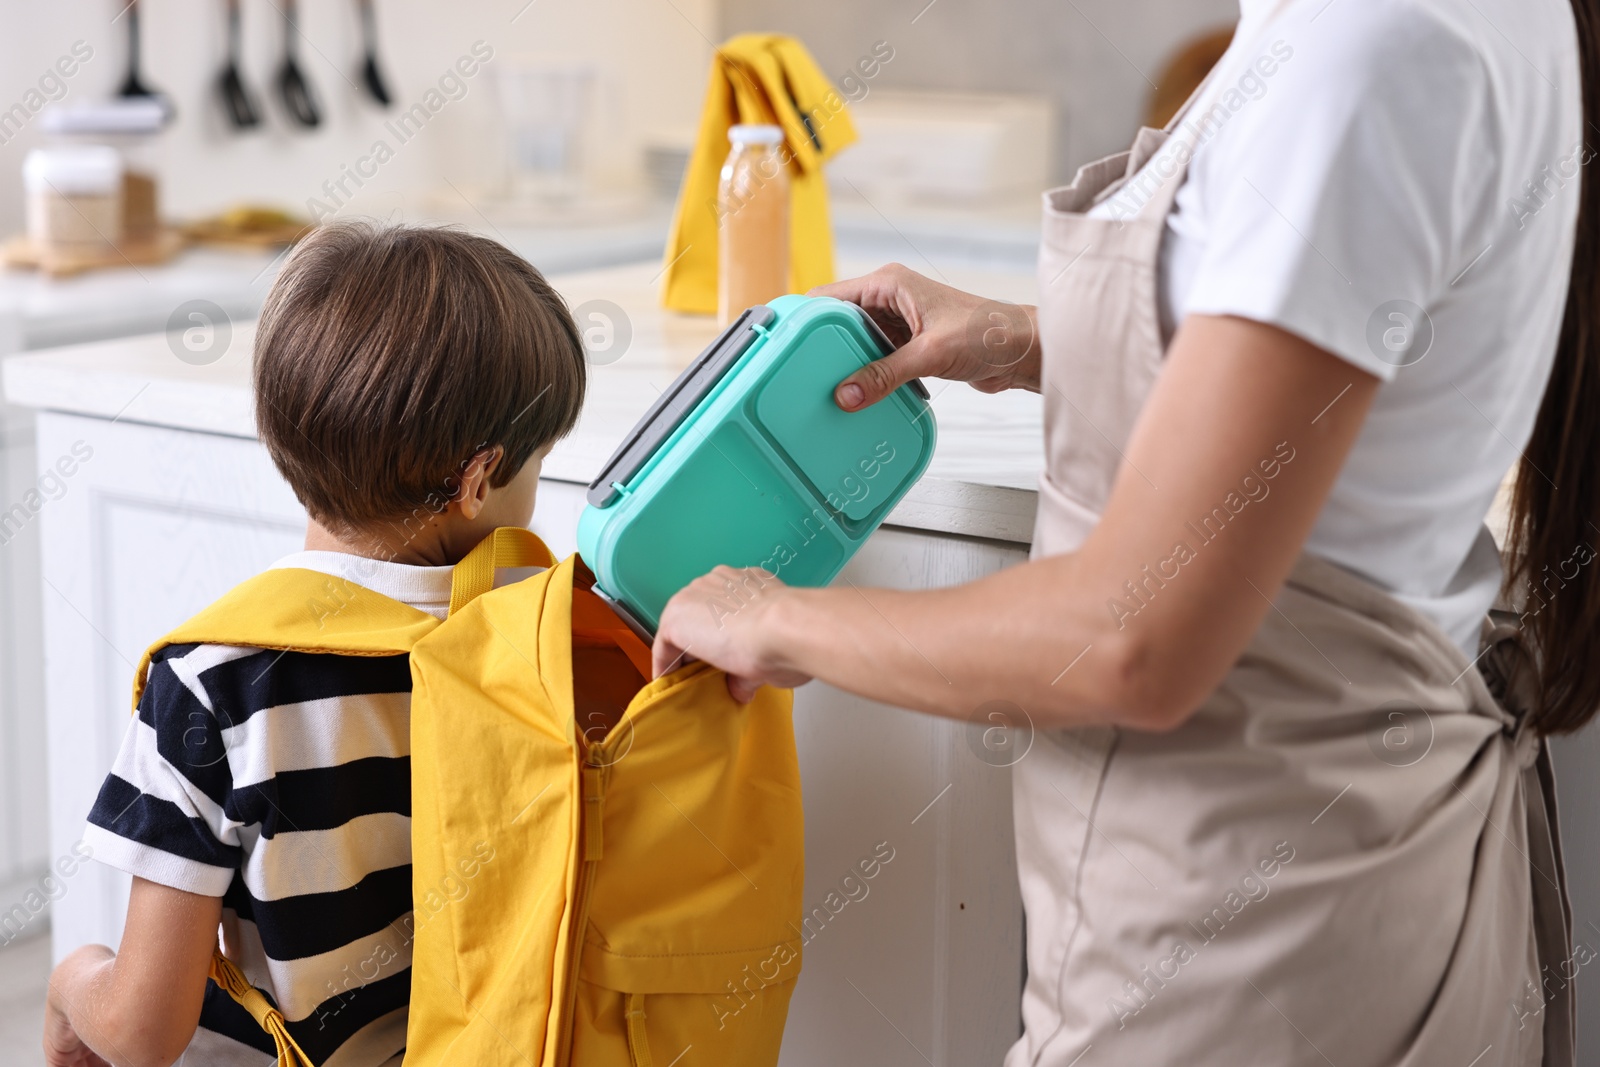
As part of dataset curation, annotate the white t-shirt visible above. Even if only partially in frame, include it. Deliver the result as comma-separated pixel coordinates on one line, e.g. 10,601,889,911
272,550,457,618
1094,0,1582,651
269,551,546,619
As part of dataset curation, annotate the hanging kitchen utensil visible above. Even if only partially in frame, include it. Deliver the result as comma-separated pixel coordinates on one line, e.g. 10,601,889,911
118,0,175,123
218,0,261,128
356,0,392,107
276,0,322,128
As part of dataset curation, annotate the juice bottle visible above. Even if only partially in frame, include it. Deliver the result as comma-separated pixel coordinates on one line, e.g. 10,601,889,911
717,124,790,327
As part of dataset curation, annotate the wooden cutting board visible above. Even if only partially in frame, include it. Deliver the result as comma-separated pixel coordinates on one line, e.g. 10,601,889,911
179,217,313,249
1,228,187,277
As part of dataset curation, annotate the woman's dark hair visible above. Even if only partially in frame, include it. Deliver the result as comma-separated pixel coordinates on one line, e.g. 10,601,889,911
1503,1,1600,733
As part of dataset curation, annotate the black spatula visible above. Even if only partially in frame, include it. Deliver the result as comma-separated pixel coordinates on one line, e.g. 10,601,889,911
218,0,260,128
119,0,175,123
357,0,392,107
276,0,322,128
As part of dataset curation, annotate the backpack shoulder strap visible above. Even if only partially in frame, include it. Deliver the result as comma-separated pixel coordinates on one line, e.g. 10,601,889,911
447,526,558,615
210,952,316,1067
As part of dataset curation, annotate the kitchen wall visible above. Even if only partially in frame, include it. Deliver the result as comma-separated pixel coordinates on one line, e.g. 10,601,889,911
0,0,719,235
719,0,1240,181
0,0,1244,236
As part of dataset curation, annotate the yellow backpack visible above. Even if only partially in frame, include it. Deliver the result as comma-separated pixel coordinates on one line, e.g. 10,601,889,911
130,528,806,1066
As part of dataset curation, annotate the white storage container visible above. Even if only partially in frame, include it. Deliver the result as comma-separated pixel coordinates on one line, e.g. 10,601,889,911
23,145,123,252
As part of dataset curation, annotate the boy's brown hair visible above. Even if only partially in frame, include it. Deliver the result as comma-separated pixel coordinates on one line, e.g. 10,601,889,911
254,221,586,536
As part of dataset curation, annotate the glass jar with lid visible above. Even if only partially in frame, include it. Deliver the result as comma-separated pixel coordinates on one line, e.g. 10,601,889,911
717,124,789,327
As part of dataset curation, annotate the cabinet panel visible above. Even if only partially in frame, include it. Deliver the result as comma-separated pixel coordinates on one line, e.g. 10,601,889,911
38,413,305,959
0,402,47,900
781,528,1027,1067
529,477,588,559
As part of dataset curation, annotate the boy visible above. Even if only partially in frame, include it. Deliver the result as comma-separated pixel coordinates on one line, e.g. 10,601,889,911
44,222,587,1067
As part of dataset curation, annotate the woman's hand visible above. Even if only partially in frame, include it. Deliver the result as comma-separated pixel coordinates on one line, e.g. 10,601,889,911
810,263,1040,410
652,566,813,703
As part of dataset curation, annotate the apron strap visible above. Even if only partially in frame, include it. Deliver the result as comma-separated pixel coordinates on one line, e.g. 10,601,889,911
1528,740,1577,1066
1481,616,1576,1064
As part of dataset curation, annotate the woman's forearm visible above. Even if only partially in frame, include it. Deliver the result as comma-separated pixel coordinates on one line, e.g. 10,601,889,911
761,552,1155,729
1005,303,1043,393
757,322,1379,728
656,317,1378,729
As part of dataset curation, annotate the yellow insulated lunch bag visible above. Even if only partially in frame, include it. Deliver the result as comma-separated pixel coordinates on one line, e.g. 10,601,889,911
128,527,806,1066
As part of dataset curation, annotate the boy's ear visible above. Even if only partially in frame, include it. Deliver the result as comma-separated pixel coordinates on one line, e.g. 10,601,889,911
453,445,504,520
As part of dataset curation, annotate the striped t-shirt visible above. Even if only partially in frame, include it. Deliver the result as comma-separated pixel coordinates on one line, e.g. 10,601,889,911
84,552,460,1067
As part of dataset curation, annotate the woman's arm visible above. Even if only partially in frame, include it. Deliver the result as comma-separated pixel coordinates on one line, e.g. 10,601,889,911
45,878,221,1067
653,313,1379,730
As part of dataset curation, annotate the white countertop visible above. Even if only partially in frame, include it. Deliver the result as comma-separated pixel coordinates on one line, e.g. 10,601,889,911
0,196,1040,357
0,215,675,356
3,259,1045,543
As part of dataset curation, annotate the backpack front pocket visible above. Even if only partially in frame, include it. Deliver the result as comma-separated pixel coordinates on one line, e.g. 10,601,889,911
560,668,805,1067
570,950,801,1066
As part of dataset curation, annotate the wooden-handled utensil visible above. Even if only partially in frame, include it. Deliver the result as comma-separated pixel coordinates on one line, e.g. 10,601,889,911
276,0,322,128
218,0,261,128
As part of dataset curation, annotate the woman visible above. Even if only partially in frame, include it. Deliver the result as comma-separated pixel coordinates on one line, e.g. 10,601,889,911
653,0,1595,1063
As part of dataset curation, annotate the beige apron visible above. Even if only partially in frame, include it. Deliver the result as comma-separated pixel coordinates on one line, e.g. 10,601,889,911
1009,20,1576,1067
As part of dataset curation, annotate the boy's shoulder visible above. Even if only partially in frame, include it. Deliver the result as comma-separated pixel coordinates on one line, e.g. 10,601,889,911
142,640,413,728
136,554,437,727
131,640,415,803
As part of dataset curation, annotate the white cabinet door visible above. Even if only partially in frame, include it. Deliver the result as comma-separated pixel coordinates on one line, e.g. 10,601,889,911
527,477,589,561
0,402,48,905
37,413,306,961
781,527,1027,1067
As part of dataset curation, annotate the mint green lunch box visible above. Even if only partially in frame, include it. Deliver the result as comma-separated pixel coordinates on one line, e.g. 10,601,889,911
576,294,937,635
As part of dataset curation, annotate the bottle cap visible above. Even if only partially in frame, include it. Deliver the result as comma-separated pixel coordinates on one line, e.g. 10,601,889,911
728,124,784,146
